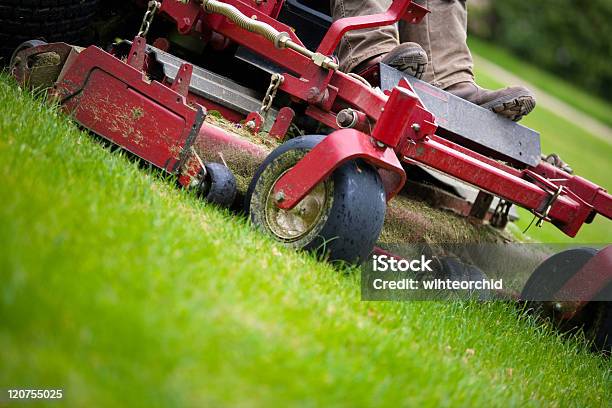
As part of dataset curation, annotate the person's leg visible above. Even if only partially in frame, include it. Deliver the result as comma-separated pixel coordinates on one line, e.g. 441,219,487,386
399,0,535,121
331,0,397,73
399,0,472,88
331,0,428,77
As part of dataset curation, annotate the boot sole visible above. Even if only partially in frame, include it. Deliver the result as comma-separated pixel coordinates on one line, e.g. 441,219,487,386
481,92,536,122
382,49,428,80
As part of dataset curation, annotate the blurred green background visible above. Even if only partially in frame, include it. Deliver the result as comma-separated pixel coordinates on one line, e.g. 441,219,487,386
465,0,611,244
468,0,612,107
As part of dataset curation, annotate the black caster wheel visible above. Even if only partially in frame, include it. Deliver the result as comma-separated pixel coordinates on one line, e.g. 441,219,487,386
197,162,237,208
245,135,386,264
522,247,612,355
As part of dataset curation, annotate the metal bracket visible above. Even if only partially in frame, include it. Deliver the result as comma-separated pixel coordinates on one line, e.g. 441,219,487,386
490,199,512,229
534,185,565,227
269,106,295,141
272,128,406,210
316,0,428,57
127,36,147,70
170,63,193,97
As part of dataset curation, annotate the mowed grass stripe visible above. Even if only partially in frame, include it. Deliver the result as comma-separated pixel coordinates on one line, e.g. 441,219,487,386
0,77,610,407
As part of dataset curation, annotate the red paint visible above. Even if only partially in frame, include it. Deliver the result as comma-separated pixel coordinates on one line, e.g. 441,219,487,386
555,246,612,305
316,0,428,56
270,107,295,141
272,129,406,209
51,42,204,186
13,0,611,258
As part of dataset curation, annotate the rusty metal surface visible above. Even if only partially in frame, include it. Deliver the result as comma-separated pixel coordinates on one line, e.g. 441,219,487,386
49,41,205,184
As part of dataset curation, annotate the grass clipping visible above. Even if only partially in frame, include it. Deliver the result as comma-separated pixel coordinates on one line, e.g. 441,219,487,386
198,112,511,244
382,195,511,244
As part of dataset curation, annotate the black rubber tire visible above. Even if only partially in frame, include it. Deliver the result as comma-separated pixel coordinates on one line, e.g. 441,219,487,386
199,162,237,208
521,247,598,301
593,301,612,355
0,0,99,63
581,298,612,356
245,135,386,264
521,247,612,355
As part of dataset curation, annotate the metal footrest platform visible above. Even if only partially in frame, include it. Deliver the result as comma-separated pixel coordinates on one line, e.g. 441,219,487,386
380,63,541,167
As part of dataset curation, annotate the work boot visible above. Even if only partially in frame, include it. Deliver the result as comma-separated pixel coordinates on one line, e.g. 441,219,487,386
399,0,537,121
445,81,536,122
353,42,428,79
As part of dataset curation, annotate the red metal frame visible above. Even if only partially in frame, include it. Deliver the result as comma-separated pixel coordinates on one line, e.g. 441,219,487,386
11,0,610,308
273,128,406,209
49,39,206,186
555,245,612,307
15,0,611,240
150,0,612,237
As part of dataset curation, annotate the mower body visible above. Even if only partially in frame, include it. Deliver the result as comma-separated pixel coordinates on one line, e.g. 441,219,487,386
8,0,612,320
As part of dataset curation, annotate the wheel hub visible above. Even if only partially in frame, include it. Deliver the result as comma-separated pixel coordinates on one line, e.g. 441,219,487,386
264,174,329,241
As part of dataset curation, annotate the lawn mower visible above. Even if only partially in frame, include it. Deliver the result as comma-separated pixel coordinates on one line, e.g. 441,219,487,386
5,0,612,352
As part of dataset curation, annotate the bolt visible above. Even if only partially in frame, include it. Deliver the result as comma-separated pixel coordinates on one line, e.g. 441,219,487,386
336,109,357,128
553,302,563,312
376,141,386,148
274,191,285,202
411,123,421,132
306,87,321,103
245,120,256,130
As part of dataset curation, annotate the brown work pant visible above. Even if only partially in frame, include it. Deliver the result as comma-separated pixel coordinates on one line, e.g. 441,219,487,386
331,0,474,89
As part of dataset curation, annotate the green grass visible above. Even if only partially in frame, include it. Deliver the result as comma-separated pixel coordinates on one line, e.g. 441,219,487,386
472,63,612,244
1,78,611,406
469,38,612,129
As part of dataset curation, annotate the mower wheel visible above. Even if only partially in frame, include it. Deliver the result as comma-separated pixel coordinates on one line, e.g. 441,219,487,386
522,247,612,354
587,299,612,355
246,135,386,264
521,247,598,302
436,257,492,300
0,0,99,62
199,162,237,208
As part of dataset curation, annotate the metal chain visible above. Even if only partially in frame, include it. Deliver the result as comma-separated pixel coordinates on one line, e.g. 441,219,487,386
137,1,162,38
259,73,284,116
491,199,511,228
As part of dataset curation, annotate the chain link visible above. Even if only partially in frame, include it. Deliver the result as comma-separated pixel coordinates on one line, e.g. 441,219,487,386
259,73,284,116
137,1,162,38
